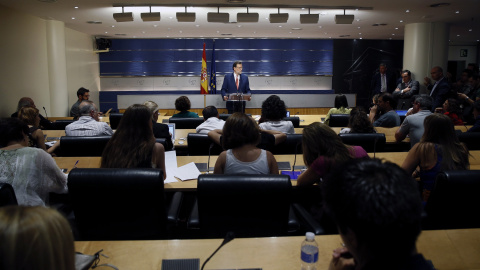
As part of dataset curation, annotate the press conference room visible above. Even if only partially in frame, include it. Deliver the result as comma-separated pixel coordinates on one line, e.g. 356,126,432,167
1,1,480,269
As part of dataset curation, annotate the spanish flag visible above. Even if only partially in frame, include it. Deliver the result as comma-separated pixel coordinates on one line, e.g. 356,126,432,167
200,43,208,94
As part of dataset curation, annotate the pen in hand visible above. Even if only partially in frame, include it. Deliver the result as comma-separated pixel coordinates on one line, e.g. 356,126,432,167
73,160,79,169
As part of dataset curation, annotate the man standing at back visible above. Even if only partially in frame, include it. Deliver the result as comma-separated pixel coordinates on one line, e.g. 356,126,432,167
70,87,90,119
395,95,433,147
371,63,396,96
221,61,252,114
65,100,113,136
424,66,451,112
196,106,225,134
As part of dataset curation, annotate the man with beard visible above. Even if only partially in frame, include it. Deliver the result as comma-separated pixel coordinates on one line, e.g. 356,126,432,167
369,93,401,127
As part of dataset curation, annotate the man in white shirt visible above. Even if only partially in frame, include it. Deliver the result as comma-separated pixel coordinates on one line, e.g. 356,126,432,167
65,100,113,136
196,106,225,134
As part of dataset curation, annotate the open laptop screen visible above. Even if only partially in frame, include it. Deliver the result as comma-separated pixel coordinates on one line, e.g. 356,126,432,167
168,123,175,140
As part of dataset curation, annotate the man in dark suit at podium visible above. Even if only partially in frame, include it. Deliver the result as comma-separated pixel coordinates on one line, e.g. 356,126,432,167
221,61,252,113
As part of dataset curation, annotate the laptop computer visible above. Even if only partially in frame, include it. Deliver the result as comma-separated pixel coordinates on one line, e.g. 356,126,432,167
168,123,176,141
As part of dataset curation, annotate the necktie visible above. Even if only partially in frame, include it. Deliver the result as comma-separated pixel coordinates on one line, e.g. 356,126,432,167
381,74,386,92
235,76,239,89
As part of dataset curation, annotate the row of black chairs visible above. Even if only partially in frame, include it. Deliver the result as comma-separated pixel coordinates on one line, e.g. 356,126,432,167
0,171,323,240
1,170,479,240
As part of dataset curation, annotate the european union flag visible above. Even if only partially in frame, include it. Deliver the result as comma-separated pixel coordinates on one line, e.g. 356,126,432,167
209,41,216,94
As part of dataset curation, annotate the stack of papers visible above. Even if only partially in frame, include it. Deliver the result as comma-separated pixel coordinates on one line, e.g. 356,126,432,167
163,151,201,183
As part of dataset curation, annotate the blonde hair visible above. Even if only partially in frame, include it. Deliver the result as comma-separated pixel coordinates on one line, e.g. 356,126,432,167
0,206,75,270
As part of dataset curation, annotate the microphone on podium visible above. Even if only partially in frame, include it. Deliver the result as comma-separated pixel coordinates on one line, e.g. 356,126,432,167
207,143,214,174
201,232,235,270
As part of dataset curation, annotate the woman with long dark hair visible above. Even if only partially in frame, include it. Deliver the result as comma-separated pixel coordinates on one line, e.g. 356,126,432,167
101,104,166,179
324,94,351,126
297,122,368,187
402,113,469,202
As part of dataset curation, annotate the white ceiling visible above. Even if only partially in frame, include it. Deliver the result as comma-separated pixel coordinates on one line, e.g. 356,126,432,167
1,0,479,44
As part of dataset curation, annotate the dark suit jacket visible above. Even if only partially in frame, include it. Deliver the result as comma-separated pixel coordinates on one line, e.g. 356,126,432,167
221,73,251,111
371,72,396,95
392,80,420,100
152,122,173,151
427,77,451,112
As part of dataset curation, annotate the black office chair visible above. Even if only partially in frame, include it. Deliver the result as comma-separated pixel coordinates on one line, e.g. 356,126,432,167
328,114,350,127
423,170,480,230
283,117,300,128
271,134,303,155
218,114,231,121
168,118,204,129
339,133,386,153
187,133,223,156
68,168,181,240
51,120,75,130
0,183,18,206
458,132,480,150
188,174,322,238
59,136,111,156
109,113,123,129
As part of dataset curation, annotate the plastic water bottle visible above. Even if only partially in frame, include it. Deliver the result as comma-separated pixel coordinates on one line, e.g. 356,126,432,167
300,232,318,270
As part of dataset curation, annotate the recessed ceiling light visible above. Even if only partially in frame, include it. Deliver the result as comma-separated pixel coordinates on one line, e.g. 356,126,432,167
318,26,322,29
406,9,410,12
179,30,182,33
356,19,360,22
455,11,459,13
289,32,292,33
291,28,302,30
253,31,256,34
169,16,173,19
469,29,472,31
400,20,403,22
358,26,361,29
216,31,220,33
105,32,108,34
111,25,115,28
359,33,362,35
395,27,398,30
74,6,78,9
389,38,392,40
153,25,157,27
301,8,305,10
360,37,363,39
329,37,332,38
71,17,75,20
237,25,242,27
392,33,395,35
278,25,282,27
142,31,146,34
457,34,460,36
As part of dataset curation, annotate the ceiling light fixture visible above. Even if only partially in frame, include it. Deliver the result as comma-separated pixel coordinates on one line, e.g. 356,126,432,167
237,7,259,23
300,8,319,24
141,6,160,22
208,7,229,23
177,6,196,22
113,7,133,22
269,8,289,23
335,9,354,24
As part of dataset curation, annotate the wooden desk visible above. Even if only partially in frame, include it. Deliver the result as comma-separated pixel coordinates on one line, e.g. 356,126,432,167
298,114,322,126
370,150,480,166
74,228,480,270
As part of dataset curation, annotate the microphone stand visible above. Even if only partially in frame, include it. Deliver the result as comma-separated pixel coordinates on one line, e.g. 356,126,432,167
207,143,214,174
201,232,235,270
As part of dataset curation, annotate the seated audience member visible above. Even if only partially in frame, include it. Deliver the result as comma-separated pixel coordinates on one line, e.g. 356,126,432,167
196,105,225,134
392,70,420,100
369,93,401,127
171,96,199,118
324,159,433,270
258,95,294,134
340,108,375,134
401,114,469,202
324,94,351,126
70,87,90,120
458,74,480,123
101,104,166,179
11,97,53,129
18,106,59,154
467,100,480,132
144,101,173,151
395,95,433,147
0,206,75,270
65,100,113,136
297,122,368,187
0,118,68,206
370,94,382,121
436,98,464,125
213,113,278,174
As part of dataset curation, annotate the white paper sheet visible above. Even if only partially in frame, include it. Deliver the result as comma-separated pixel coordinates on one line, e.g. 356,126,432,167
164,151,179,183
174,162,201,181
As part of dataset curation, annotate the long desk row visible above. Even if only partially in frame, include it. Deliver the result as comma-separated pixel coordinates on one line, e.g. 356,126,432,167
74,228,480,270
54,151,480,191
